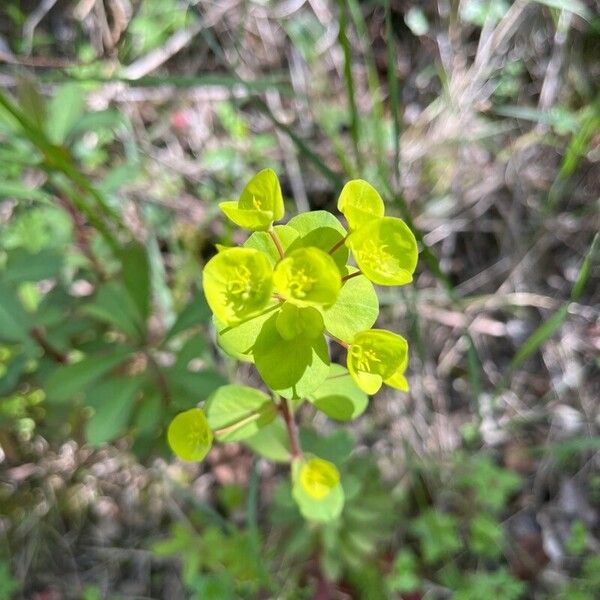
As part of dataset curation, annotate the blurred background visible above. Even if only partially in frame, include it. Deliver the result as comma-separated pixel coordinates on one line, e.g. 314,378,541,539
0,1,599,598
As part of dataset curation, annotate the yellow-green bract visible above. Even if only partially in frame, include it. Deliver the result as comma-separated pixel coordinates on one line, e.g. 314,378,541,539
219,168,284,231
273,247,341,309
292,457,344,521
167,408,213,461
347,329,409,394
167,169,419,524
337,179,385,230
346,216,418,286
202,247,274,326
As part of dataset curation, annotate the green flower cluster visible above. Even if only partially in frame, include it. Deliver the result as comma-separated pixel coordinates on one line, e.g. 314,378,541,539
167,169,418,521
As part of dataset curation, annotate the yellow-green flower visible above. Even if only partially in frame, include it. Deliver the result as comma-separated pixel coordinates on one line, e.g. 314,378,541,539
273,247,341,309
219,168,284,231
203,247,274,326
346,216,418,285
347,329,409,394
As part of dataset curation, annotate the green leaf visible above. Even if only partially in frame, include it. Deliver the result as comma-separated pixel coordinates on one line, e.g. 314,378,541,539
244,224,299,265
244,419,291,462
83,282,145,339
292,457,345,522
3,248,62,283
273,247,341,309
47,83,85,144
337,179,385,230
469,513,505,558
120,241,151,322
16,77,46,130
205,384,277,442
411,509,462,564
286,210,349,271
166,368,228,407
167,408,213,461
134,390,164,435
346,216,418,286
299,428,354,466
276,302,324,340
253,313,330,399
0,281,30,342
203,247,274,326
215,304,279,362
308,364,369,421
166,295,211,341
323,268,379,343
85,376,143,446
45,348,132,403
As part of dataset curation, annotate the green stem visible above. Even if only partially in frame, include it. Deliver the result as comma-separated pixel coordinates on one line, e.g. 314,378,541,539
268,227,285,259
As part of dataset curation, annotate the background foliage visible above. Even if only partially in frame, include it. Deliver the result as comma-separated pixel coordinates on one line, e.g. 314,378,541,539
0,0,599,598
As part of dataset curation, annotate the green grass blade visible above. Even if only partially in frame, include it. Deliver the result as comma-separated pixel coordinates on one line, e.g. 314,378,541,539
509,233,598,371
384,0,401,188
337,0,362,171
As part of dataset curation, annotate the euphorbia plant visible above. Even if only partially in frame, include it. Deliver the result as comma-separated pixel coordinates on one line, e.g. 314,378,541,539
167,169,418,522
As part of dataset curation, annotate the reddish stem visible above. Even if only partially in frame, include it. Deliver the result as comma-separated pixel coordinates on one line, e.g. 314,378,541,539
328,235,348,255
279,397,302,459
341,270,362,282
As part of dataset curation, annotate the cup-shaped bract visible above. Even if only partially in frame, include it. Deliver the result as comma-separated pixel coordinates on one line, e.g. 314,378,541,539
337,179,385,230
203,247,274,326
219,168,284,231
273,247,341,309
347,329,409,394
346,216,418,285
292,456,345,521
167,408,213,461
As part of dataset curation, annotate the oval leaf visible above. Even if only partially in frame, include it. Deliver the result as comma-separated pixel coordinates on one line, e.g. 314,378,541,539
167,408,213,462
308,364,368,421
205,384,276,442
253,313,330,399
323,268,379,343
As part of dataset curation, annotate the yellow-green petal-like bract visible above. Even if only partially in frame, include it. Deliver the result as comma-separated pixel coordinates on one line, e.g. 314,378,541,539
203,247,274,326
299,457,340,499
346,216,418,285
167,408,213,461
273,247,341,309
337,179,385,230
218,168,284,231
347,329,409,394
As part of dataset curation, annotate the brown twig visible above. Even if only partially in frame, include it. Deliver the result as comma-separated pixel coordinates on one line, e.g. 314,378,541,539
279,397,302,459
30,327,68,363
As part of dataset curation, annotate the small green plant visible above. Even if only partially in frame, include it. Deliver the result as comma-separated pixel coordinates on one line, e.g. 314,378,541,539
166,169,418,521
